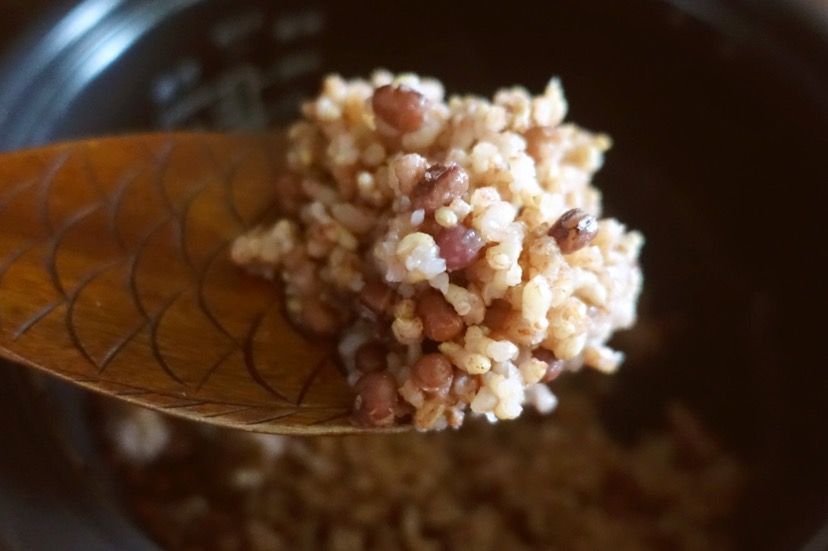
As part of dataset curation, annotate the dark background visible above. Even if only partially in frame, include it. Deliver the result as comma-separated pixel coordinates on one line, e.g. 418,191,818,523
2,0,55,48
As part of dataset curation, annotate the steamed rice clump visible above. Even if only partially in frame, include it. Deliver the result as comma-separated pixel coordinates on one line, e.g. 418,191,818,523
231,71,644,430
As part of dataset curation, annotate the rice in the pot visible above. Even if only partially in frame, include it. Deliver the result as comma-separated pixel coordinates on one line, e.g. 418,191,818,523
100,377,745,551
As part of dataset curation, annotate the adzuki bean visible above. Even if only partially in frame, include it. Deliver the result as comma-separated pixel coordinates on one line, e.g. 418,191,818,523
549,208,599,254
410,163,469,214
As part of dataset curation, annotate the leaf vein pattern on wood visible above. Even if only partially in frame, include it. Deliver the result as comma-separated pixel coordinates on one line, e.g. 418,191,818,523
0,134,353,429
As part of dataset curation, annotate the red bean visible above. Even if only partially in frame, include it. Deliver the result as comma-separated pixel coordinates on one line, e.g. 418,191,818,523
436,224,484,271
412,353,454,397
354,342,387,373
410,163,469,214
416,289,464,342
356,279,395,319
533,348,565,382
352,372,399,427
372,84,427,134
549,208,599,254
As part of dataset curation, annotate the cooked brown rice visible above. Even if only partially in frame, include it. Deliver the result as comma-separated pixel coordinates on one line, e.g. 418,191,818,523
231,72,644,430
100,376,745,551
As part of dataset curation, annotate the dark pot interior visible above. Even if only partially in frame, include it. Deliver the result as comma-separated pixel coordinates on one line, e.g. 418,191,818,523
0,1,826,549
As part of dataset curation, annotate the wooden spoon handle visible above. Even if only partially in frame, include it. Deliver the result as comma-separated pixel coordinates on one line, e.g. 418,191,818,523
0,133,360,434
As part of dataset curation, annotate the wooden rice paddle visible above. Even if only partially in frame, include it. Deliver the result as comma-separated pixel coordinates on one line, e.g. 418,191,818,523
0,132,398,435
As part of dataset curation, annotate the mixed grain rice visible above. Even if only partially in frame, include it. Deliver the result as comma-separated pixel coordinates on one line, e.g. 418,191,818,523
231,72,644,430
100,376,746,551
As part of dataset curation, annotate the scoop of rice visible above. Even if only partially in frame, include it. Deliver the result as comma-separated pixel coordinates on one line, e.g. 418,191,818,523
232,71,644,430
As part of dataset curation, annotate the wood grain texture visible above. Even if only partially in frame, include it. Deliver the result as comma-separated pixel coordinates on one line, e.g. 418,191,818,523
0,132,394,435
